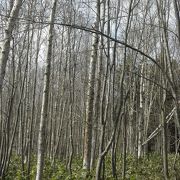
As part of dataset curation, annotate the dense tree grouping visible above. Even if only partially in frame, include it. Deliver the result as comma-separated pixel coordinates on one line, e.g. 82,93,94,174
0,0,180,179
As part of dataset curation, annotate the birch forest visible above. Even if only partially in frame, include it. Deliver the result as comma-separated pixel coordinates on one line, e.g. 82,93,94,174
0,0,180,179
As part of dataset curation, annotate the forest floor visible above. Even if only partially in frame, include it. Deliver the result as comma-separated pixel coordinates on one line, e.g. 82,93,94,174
5,153,180,180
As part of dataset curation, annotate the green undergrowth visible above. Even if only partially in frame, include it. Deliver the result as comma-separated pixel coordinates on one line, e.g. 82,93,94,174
5,153,180,179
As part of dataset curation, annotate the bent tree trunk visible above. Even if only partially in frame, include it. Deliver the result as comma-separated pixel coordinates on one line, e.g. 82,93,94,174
0,0,23,94
35,0,57,180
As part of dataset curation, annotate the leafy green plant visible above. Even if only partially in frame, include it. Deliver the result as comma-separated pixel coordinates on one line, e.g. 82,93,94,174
5,153,180,179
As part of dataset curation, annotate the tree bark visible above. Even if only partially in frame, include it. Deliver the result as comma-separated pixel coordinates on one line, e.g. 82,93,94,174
173,0,180,44
35,0,57,179
0,0,23,94
83,0,100,172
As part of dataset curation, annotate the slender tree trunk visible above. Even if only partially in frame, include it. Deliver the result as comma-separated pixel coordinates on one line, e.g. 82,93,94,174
111,0,121,177
0,0,23,94
160,47,169,180
122,112,127,180
83,0,100,172
122,0,133,178
161,107,169,180
35,0,57,179
138,63,144,158
173,0,180,44
27,25,42,179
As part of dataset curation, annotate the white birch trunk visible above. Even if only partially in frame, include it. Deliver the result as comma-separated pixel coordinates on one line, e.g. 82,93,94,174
0,0,23,94
138,63,144,158
83,0,100,171
36,0,57,179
